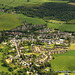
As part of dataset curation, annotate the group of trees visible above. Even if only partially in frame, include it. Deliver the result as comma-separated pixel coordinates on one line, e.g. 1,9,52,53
15,2,75,22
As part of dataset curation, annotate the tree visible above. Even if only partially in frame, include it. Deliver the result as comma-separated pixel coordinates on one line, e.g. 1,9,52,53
2,30,5,41
8,67,13,72
27,0,30,2
20,55,26,60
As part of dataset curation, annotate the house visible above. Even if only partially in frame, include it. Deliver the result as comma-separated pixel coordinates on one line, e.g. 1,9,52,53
45,69,50,71
6,58,12,64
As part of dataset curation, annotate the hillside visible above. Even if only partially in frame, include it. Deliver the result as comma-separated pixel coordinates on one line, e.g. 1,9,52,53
0,0,75,32
51,50,75,71
0,0,70,7
0,13,22,31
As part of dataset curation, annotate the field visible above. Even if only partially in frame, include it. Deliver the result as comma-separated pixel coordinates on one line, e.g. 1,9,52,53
47,23,75,32
48,20,65,24
0,52,9,72
60,24,75,32
47,23,61,29
0,0,69,7
68,3,75,5
51,50,75,71
69,44,75,50
0,13,22,31
17,14,46,25
68,19,75,24
0,11,4,15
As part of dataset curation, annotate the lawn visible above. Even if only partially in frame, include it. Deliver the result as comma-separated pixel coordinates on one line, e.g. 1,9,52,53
47,23,61,29
51,50,75,71
17,14,46,25
0,13,22,31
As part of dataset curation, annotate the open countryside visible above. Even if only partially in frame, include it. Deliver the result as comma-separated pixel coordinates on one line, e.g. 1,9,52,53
0,0,75,75
51,50,75,71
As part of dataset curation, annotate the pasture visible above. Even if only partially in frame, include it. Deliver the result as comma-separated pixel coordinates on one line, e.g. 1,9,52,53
47,23,75,32
68,19,75,24
17,14,46,25
60,24,75,32
0,52,9,72
69,44,75,50
0,13,22,31
47,23,61,29
0,11,4,15
0,0,69,7
51,50,75,71
48,20,65,24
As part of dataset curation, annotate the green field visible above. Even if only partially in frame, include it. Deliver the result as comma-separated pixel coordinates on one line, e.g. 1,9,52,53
51,50,75,71
17,14,46,25
0,52,9,72
68,19,75,24
47,23,75,32
0,13,22,31
61,24,75,32
47,23,61,29
0,0,69,7
0,11,4,15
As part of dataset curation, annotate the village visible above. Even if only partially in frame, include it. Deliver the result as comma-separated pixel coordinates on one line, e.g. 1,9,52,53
0,23,75,74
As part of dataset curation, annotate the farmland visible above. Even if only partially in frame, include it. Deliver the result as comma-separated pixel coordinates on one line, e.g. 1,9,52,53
60,24,75,32
17,14,46,25
0,52,9,72
47,23,75,32
47,23,61,29
68,19,75,24
0,0,69,7
0,11,4,15
0,13,22,31
51,50,75,71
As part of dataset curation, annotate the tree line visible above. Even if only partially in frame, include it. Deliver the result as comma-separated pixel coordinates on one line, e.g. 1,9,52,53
15,2,75,22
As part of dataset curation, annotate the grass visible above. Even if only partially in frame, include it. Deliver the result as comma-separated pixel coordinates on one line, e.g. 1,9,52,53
48,20,65,24
0,13,22,31
0,0,69,7
68,19,75,24
58,73,75,75
51,50,75,71
69,44,75,50
0,52,9,72
60,24,75,32
68,3,75,6
0,11,4,15
47,23,61,29
17,14,46,25
25,52,40,56
47,23,75,32
43,42,55,49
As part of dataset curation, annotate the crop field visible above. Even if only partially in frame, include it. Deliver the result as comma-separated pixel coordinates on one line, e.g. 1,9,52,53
51,50,75,71
17,14,46,25
0,13,22,31
47,23,61,29
60,24,75,32
48,20,65,24
68,3,75,5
